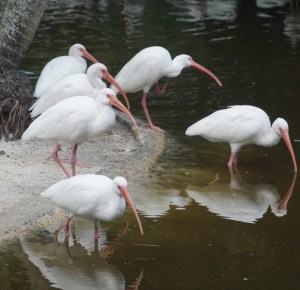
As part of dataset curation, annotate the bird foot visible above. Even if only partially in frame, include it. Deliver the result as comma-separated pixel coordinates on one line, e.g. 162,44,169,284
46,154,55,161
46,147,62,161
61,159,92,168
144,124,165,132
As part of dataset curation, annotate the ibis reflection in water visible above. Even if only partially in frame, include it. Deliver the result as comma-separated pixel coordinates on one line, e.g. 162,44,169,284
20,221,143,290
186,169,297,224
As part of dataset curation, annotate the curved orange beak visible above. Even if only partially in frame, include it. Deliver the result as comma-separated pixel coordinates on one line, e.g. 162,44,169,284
108,94,137,129
280,128,297,172
191,60,222,87
82,49,98,63
119,186,144,235
103,71,130,110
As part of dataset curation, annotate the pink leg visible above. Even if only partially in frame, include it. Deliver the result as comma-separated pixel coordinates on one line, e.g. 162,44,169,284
47,144,60,160
63,216,73,238
155,78,170,96
228,152,238,172
61,144,91,168
141,92,164,132
233,154,238,165
94,221,99,241
49,145,71,178
61,159,92,168
71,144,78,177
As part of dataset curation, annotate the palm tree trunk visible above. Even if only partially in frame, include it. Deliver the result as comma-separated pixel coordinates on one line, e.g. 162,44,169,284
0,0,48,69
0,0,48,140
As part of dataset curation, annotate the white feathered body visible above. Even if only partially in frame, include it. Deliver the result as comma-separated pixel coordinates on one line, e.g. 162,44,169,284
111,46,174,94
186,105,282,153
30,72,106,118
34,55,87,98
22,95,116,146
41,174,126,221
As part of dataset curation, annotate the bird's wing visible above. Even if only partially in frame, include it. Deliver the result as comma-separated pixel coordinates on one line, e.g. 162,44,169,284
41,175,112,216
23,96,95,141
186,106,263,144
113,54,165,93
34,56,86,97
30,75,92,117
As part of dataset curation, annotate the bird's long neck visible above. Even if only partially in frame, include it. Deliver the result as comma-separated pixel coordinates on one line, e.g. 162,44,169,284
256,126,281,147
95,99,116,129
163,56,186,78
89,74,106,90
75,55,87,66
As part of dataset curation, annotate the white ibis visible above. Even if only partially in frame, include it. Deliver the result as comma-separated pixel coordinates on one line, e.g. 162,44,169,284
30,63,130,118
34,43,98,98
111,46,222,131
185,105,297,171
22,88,137,177
40,174,144,239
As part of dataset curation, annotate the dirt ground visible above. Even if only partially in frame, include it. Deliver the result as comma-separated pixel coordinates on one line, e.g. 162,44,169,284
0,112,167,241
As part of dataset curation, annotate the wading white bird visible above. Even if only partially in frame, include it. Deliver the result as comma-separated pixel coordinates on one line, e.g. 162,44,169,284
185,105,297,171
34,43,98,98
111,46,222,131
41,174,144,239
22,88,137,177
30,63,130,118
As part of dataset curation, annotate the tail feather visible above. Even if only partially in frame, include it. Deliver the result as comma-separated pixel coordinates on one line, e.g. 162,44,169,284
40,190,54,199
21,120,40,140
21,128,33,141
185,121,203,136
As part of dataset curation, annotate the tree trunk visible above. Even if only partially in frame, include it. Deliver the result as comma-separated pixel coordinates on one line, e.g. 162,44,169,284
0,0,48,141
0,0,48,70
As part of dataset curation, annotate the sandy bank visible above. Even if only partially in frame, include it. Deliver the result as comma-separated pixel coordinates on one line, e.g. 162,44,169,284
0,112,167,241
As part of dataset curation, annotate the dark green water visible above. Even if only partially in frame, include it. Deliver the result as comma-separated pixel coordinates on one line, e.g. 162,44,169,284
1,0,300,289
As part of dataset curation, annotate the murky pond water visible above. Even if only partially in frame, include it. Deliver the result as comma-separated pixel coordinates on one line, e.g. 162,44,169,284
1,0,300,289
